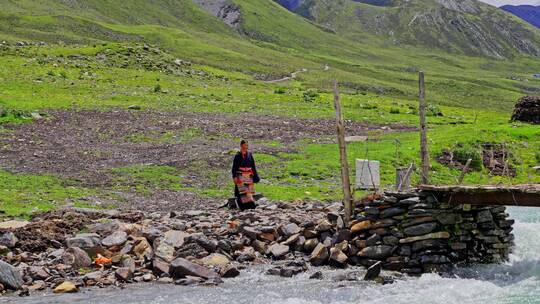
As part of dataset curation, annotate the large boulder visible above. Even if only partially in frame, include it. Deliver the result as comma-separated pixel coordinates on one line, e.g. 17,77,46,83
62,247,92,268
66,233,102,255
269,243,289,259
511,96,540,124
101,231,128,247
0,260,23,290
170,258,217,279
310,243,329,266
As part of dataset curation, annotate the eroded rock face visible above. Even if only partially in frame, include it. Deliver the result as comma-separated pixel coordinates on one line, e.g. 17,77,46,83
191,0,241,29
511,96,540,124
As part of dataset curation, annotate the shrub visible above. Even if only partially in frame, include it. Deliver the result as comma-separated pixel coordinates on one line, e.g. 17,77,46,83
302,89,319,102
453,145,483,170
535,151,540,163
389,108,400,114
47,70,55,76
153,84,162,93
427,104,443,116
274,88,286,94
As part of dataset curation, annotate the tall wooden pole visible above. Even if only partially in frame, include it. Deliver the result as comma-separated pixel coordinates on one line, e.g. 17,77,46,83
419,71,430,184
333,80,353,225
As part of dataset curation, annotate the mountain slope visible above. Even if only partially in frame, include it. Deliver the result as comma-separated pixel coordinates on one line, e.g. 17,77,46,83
289,0,540,58
501,5,540,29
0,0,539,112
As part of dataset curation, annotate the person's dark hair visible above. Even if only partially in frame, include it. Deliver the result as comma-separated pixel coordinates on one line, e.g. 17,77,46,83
240,139,248,145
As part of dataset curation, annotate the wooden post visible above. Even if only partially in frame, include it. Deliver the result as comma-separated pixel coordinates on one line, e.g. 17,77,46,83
333,80,353,225
418,71,430,184
457,158,472,184
397,163,414,191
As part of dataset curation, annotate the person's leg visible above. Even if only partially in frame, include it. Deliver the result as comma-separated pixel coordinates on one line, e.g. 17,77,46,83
234,185,241,209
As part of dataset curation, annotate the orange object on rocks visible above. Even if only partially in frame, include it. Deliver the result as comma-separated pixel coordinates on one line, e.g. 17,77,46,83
94,254,112,266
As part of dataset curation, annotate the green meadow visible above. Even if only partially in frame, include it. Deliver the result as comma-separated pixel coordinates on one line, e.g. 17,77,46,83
0,0,538,217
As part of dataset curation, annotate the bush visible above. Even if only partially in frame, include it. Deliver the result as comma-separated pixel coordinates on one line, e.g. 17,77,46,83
453,145,483,170
427,104,443,116
302,89,319,102
389,108,400,114
47,70,55,76
274,88,286,94
535,151,540,163
153,84,162,93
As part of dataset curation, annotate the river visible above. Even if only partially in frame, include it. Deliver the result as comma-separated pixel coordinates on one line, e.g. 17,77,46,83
3,207,539,304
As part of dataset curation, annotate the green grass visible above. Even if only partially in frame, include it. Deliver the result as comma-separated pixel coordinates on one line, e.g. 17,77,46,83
110,165,183,196
0,170,95,218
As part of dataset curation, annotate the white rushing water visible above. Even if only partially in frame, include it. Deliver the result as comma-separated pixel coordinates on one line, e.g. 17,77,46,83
4,207,540,304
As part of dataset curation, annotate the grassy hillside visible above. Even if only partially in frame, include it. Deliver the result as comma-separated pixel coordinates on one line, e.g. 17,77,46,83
0,0,539,110
0,0,538,218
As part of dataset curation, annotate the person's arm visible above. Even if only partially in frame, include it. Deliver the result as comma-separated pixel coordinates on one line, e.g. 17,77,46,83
251,153,260,183
232,153,240,179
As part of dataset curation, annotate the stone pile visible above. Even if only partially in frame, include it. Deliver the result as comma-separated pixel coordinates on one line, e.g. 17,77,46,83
511,95,540,124
0,191,515,295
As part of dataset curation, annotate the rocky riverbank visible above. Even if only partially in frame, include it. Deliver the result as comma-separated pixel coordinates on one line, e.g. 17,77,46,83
0,191,515,296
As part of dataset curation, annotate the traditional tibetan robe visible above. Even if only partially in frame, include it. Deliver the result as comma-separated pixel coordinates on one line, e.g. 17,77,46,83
231,151,260,210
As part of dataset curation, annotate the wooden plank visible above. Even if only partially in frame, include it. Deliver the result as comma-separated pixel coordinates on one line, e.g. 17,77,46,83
333,80,353,225
418,184,540,207
443,191,540,207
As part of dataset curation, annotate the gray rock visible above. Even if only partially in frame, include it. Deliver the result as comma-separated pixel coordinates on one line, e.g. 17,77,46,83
366,234,381,246
220,265,240,278
152,259,170,275
437,213,462,225
358,245,394,260
420,255,450,264
310,243,329,266
269,243,289,259
477,210,494,223
280,267,303,277
412,239,447,252
164,230,189,248
90,220,120,236
170,258,217,279
241,226,260,240
62,247,92,268
0,232,18,248
404,222,438,236
380,207,406,218
315,220,332,232
280,223,301,237
304,239,319,252
101,231,128,247
398,197,421,206
115,267,134,281
364,207,379,216
329,247,348,266
66,233,101,251
252,240,267,254
27,266,49,280
142,227,162,243
154,238,175,262
0,260,23,290
383,236,399,246
309,271,323,279
364,261,382,280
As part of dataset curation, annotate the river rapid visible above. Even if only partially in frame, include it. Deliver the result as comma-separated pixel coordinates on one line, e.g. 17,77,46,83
3,207,539,304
